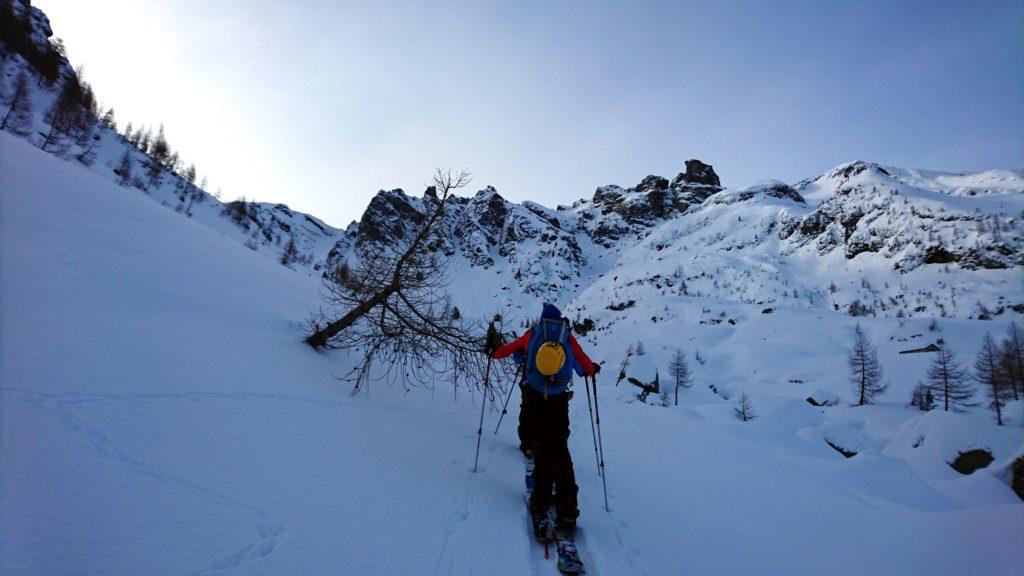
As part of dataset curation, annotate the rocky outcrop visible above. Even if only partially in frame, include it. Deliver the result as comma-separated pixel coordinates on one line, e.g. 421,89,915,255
356,189,425,244
589,160,724,242
673,159,721,188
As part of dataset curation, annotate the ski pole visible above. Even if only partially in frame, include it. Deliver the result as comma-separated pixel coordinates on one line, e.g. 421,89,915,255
493,363,523,435
591,374,609,512
584,373,601,475
473,355,493,473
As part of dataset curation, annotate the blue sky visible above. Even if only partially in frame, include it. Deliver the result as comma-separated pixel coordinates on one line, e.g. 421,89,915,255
35,0,1024,228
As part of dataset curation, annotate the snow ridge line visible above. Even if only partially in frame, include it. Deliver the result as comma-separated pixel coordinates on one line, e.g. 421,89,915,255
5,388,285,576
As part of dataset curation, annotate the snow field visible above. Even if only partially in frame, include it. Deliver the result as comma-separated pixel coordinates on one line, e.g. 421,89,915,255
3,131,1023,576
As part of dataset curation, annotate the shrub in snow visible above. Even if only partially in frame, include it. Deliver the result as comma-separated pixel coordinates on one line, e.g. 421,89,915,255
909,383,934,411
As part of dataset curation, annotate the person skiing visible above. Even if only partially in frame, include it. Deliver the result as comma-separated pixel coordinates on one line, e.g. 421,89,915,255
489,303,598,573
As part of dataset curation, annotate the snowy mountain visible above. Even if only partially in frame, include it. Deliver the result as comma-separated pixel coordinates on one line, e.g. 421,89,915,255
3,0,1022,327
3,3,1024,575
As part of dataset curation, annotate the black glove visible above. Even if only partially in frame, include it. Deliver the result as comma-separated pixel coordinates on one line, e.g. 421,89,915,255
484,323,503,355
592,362,602,375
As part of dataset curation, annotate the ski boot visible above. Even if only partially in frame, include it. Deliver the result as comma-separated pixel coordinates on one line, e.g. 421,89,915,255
531,513,553,543
554,522,585,574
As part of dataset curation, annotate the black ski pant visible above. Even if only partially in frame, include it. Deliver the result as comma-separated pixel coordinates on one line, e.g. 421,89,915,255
517,382,533,452
523,384,579,527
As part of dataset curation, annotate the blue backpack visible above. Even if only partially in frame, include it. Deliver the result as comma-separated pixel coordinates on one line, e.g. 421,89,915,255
524,318,574,396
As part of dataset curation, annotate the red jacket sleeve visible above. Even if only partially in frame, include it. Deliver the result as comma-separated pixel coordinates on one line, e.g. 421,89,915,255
569,335,595,376
492,331,531,360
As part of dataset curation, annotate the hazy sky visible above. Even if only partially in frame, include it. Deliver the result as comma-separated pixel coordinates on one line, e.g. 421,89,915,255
34,0,1024,228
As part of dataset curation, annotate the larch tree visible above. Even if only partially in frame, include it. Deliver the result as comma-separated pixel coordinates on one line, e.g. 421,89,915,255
668,348,693,406
926,346,974,412
100,107,116,130
1001,322,1022,401
280,238,298,267
974,333,1011,426
116,147,133,187
149,124,170,166
1,70,33,135
849,324,886,406
734,391,756,421
304,169,502,397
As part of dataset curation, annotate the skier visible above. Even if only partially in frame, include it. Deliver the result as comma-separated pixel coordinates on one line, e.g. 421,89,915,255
489,303,599,573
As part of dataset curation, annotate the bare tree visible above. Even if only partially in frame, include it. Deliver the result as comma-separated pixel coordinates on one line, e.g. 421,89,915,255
926,346,974,412
734,391,756,421
849,324,886,405
614,348,632,387
975,333,1011,426
305,169,502,396
668,348,693,406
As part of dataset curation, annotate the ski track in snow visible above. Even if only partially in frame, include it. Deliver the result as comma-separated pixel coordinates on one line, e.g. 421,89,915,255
0,387,367,575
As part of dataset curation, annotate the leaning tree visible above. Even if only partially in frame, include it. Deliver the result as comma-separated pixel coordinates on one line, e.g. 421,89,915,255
305,169,509,397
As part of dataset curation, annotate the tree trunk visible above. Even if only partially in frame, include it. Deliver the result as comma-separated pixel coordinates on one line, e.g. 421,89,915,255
305,287,393,348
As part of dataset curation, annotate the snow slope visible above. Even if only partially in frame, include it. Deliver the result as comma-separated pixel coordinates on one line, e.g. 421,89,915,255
4,125,1024,575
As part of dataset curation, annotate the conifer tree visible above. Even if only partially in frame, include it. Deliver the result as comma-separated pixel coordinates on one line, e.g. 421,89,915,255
1002,322,1022,401
849,324,886,405
975,333,1011,426
124,121,136,145
734,391,756,421
100,107,116,130
668,348,693,406
926,347,974,412
1,70,33,135
149,124,170,166
138,126,151,154
116,147,133,186
280,238,298,267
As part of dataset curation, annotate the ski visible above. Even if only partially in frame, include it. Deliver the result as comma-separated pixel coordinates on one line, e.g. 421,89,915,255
524,452,587,574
